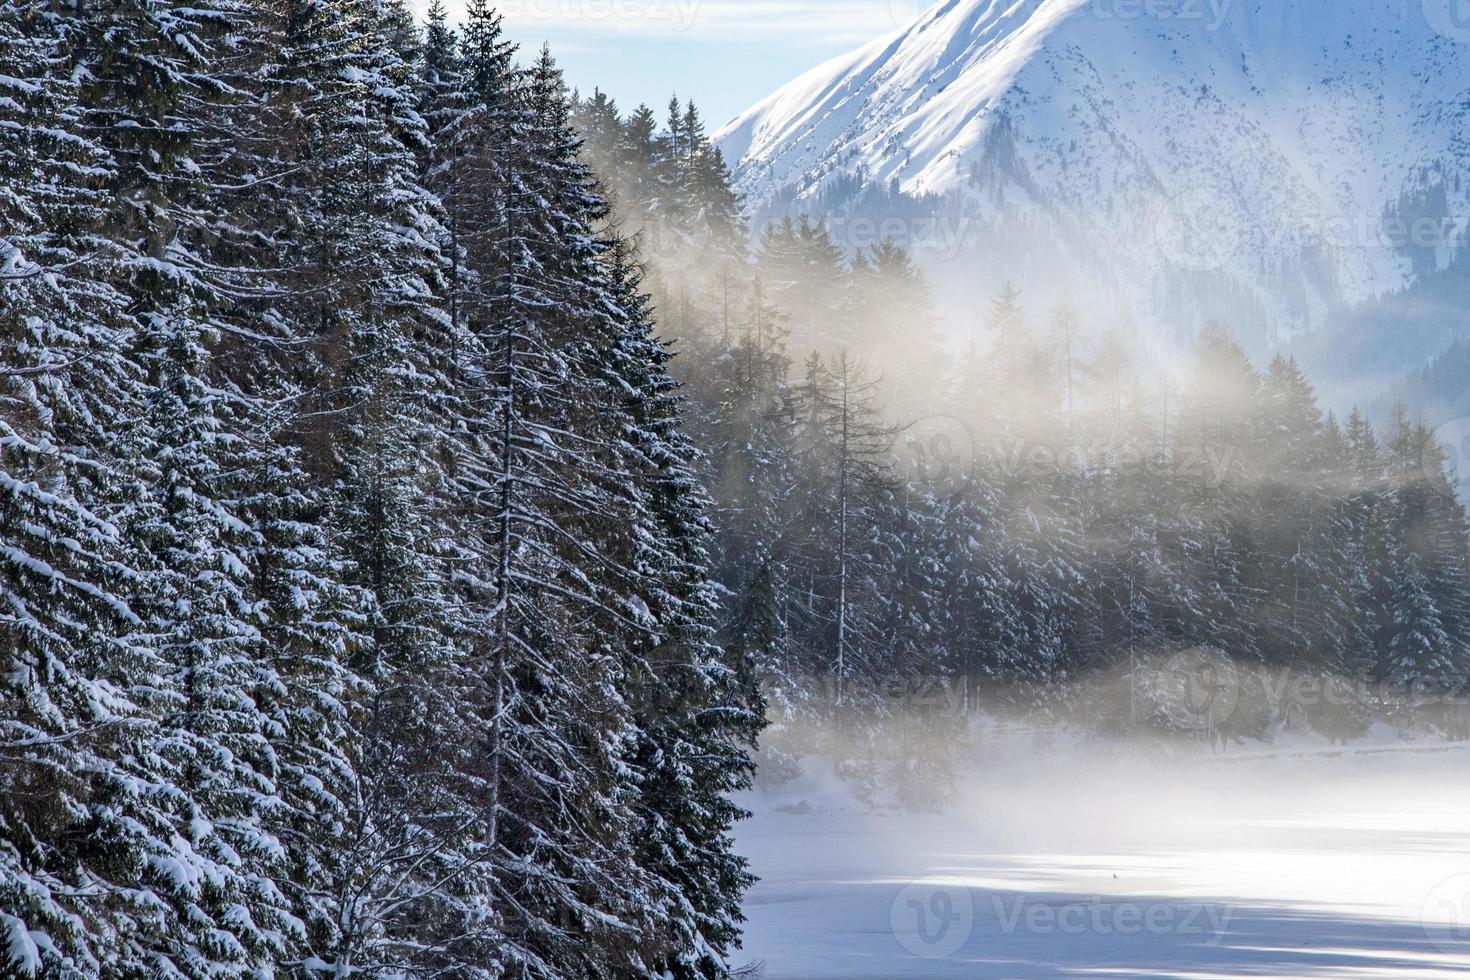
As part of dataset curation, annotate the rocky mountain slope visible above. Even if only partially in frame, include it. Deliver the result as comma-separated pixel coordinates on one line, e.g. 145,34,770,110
715,0,1470,365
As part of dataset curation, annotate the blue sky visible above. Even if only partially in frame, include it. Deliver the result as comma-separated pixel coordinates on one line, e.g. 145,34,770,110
420,0,937,128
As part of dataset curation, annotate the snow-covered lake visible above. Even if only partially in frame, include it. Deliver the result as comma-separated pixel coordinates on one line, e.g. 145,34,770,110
735,742,1470,978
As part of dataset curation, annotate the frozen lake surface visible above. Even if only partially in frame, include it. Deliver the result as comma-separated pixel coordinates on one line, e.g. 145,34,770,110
734,742,1470,978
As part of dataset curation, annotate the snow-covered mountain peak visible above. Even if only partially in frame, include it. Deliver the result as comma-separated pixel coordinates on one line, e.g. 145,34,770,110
715,0,1470,354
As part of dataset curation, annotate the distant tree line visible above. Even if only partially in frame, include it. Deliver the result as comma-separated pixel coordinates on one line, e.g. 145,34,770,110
573,92,1470,770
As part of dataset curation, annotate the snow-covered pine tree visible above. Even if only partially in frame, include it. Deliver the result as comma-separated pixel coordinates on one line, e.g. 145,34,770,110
1330,409,1390,681
1252,357,1328,683
599,237,763,977
1087,447,1171,725
787,352,901,704
642,98,746,341
879,485,962,809
926,467,1018,698
456,44,656,976
421,33,765,973
616,103,665,226
728,544,792,739
202,0,491,970
1386,555,1457,696
419,0,479,359
123,301,298,977
697,280,795,592
313,4,488,973
0,5,167,973
170,10,386,972
422,24,648,973
64,0,312,970
1297,413,1363,680
1388,418,1470,676
1173,322,1261,667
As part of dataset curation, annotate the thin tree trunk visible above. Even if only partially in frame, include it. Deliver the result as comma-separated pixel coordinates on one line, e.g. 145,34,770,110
836,361,849,706
488,196,516,853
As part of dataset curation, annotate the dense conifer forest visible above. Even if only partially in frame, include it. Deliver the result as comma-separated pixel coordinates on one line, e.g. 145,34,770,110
4,0,1470,976
1,1,756,974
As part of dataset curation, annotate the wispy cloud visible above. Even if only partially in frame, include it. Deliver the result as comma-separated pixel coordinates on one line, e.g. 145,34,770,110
405,0,944,124
429,0,935,46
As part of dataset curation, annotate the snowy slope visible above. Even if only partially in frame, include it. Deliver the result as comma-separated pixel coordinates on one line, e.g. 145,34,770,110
715,0,1470,352
736,743,1470,977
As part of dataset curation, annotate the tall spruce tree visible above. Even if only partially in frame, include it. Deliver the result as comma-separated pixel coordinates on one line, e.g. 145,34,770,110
0,4,166,973
66,0,317,970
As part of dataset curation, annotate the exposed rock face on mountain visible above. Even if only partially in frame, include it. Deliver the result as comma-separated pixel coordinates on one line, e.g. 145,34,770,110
715,0,1470,361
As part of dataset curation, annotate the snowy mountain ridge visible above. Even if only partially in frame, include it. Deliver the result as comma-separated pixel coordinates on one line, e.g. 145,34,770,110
715,0,1470,355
